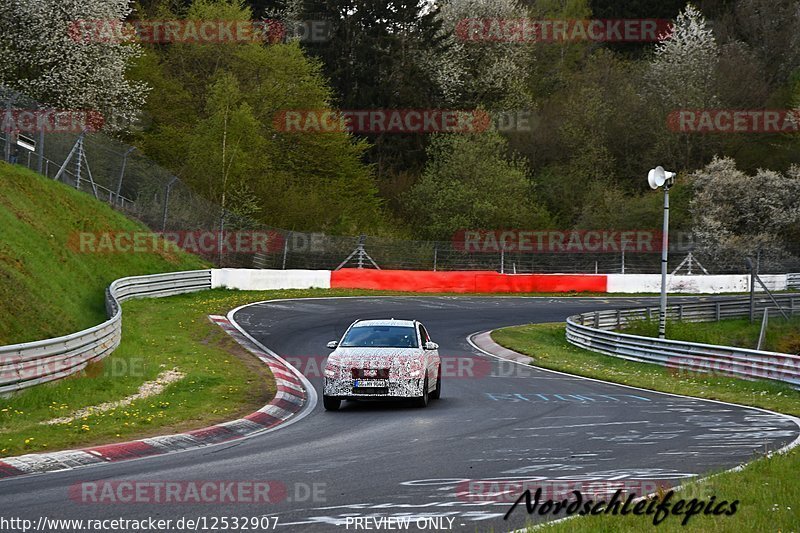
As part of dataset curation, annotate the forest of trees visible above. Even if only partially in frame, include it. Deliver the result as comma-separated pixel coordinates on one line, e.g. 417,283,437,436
2,0,799,260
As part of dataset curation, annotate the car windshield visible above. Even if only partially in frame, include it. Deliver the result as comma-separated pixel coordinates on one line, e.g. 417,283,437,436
340,325,418,348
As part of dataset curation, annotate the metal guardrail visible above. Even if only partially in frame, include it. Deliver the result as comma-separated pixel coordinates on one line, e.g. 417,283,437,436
789,273,800,290
566,295,800,388
0,270,211,394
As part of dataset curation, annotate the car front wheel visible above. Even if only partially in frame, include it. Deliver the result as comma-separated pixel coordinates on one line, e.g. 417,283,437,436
414,378,429,408
430,368,441,400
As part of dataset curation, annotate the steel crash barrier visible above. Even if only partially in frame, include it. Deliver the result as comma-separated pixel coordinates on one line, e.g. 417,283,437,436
566,295,800,388
0,270,212,394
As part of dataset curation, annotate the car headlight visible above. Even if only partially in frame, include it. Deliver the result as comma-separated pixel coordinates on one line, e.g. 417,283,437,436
409,369,422,378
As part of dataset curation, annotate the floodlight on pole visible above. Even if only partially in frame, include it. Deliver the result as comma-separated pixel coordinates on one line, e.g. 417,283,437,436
648,166,676,339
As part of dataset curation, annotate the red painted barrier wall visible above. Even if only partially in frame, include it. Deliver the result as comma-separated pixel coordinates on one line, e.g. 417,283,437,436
330,269,608,293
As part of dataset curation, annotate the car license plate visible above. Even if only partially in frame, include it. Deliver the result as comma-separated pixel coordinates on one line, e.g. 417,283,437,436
354,379,387,387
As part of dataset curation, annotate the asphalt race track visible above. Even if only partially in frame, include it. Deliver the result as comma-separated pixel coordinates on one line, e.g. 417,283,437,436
0,296,797,532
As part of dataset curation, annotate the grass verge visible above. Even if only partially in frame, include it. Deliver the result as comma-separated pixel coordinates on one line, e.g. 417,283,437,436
491,323,800,532
0,288,388,457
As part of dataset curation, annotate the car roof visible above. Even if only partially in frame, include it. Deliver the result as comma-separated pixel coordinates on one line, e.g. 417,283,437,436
352,319,416,328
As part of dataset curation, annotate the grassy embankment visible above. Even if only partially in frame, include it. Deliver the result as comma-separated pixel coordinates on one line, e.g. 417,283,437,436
0,163,264,455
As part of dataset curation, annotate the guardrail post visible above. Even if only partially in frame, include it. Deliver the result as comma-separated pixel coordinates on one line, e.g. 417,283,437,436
616,309,621,327
715,302,720,321
679,304,684,321
594,311,600,327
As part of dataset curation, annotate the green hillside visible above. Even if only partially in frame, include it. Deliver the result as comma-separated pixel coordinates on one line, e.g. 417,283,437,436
0,162,207,344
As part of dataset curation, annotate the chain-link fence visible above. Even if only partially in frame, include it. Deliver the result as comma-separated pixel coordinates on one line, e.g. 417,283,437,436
2,86,800,274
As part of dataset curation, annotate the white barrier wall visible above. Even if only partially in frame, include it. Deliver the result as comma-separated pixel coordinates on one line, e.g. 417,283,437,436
757,274,789,292
211,269,331,290
607,274,751,294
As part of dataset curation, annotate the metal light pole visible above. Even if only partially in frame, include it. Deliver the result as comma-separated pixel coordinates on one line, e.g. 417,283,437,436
658,182,670,338
648,166,676,339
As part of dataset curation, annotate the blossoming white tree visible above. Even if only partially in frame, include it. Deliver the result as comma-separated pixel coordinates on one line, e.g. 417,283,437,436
425,0,532,108
648,3,719,109
0,0,148,131
691,156,800,267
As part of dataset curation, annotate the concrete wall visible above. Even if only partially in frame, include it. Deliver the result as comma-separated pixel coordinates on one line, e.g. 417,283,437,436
606,274,751,294
212,269,331,290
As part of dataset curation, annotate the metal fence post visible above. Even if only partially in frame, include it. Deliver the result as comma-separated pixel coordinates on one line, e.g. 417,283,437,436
433,245,438,272
75,136,84,190
36,124,44,174
3,95,14,162
282,232,290,269
748,258,755,323
216,208,226,267
115,147,135,206
161,176,177,232
757,308,769,350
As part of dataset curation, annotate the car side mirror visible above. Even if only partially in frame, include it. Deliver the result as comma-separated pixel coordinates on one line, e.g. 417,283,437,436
327,341,338,349
424,341,438,350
